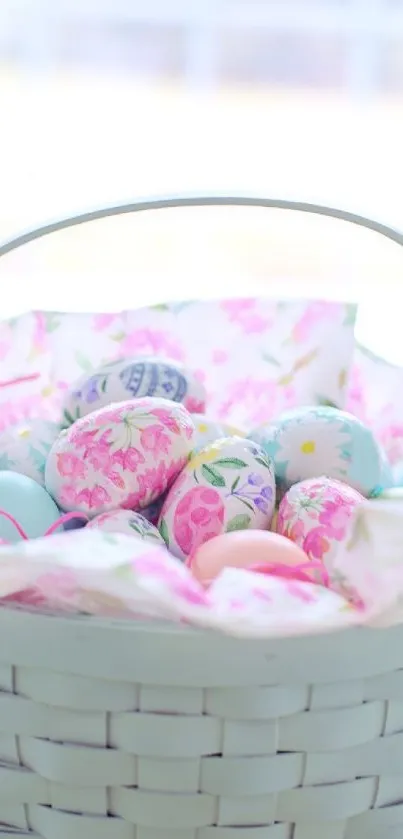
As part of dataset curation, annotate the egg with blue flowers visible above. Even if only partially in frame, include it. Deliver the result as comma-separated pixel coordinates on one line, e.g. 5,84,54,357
61,355,206,426
249,405,387,498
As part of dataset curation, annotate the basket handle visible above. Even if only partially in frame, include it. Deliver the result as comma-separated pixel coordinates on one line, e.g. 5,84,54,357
0,195,402,259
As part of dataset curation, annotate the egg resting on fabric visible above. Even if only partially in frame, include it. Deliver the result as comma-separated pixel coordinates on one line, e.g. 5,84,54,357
86,509,164,543
190,529,312,586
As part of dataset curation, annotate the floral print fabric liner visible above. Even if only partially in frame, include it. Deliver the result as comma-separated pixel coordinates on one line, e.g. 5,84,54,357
0,497,402,636
0,298,355,431
346,343,403,481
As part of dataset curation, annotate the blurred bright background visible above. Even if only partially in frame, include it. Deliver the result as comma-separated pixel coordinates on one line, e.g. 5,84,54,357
1,0,403,360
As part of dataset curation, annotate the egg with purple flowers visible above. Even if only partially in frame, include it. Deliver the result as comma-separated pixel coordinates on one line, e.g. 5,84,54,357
158,436,276,560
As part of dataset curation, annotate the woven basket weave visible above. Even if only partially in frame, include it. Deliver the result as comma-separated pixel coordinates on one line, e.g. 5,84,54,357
1,197,403,839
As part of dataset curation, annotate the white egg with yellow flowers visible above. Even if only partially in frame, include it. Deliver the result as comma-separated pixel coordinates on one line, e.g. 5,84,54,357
191,414,244,452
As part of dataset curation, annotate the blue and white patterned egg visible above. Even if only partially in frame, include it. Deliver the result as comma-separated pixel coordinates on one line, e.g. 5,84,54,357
192,414,245,452
158,437,276,560
62,355,206,426
0,419,62,487
249,405,385,498
86,509,164,544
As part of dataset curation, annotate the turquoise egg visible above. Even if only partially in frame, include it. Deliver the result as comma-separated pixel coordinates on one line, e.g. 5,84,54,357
249,406,386,498
0,472,61,543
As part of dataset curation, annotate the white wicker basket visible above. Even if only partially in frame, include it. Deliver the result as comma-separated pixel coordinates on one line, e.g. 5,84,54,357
0,197,402,839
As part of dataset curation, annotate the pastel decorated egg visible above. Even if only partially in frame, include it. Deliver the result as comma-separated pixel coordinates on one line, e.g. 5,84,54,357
192,414,245,452
190,529,312,586
45,397,195,517
158,437,275,560
62,356,206,426
249,405,384,497
86,509,164,544
277,476,364,567
0,419,62,487
0,471,62,543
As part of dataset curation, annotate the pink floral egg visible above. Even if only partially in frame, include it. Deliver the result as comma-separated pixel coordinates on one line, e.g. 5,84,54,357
45,397,195,517
277,476,364,569
158,436,276,560
86,509,164,544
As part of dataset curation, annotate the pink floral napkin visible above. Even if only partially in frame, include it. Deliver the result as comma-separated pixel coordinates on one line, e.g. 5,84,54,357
0,528,360,637
0,298,356,431
346,344,403,481
0,493,401,637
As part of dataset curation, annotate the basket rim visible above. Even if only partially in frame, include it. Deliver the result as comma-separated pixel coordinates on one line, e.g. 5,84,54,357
2,603,403,688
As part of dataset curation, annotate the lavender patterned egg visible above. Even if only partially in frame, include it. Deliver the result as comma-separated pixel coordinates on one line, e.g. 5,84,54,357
62,355,206,426
192,414,245,452
158,437,275,560
249,405,385,497
0,419,62,488
45,397,195,517
86,510,164,544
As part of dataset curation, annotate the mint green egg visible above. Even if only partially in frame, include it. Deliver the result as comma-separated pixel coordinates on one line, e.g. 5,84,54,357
0,472,61,543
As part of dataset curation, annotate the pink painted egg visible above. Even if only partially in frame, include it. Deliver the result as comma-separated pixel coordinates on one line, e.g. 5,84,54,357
277,476,364,567
190,529,312,586
159,484,225,557
158,436,275,560
45,397,195,517
86,509,164,544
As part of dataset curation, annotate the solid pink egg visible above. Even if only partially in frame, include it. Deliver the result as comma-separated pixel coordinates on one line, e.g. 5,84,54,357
189,529,313,585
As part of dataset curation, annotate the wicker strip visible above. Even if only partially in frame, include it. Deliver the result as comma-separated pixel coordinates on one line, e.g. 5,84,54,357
0,608,402,837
